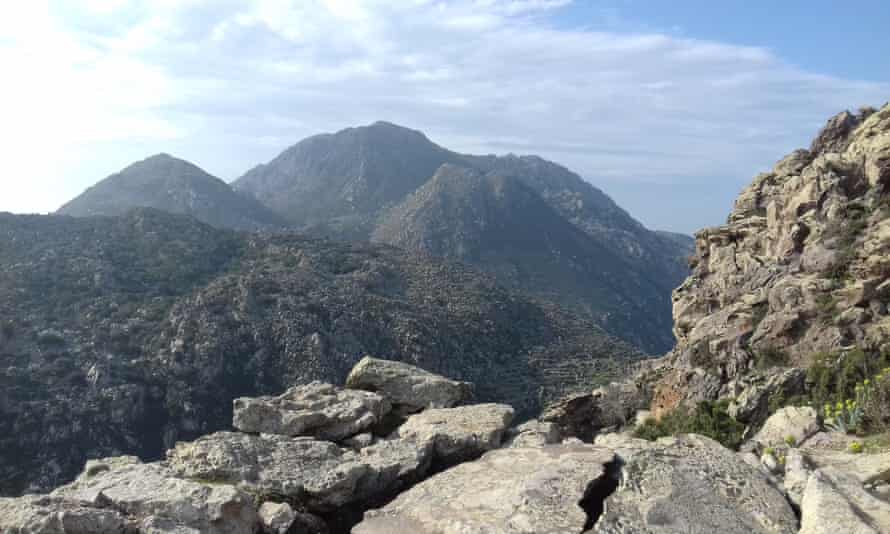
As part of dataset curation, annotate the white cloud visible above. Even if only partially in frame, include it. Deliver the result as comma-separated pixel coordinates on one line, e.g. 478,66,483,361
0,0,886,232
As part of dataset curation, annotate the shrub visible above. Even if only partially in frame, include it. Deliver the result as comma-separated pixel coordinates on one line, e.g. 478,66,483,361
848,441,863,454
633,400,745,450
755,346,789,369
807,349,889,406
784,435,797,447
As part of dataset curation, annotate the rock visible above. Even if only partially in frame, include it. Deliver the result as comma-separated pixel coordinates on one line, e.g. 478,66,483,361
167,432,432,512
726,368,805,425
593,432,659,463
342,432,376,450
540,381,643,440
353,444,616,534
345,356,473,413
33,455,259,534
393,403,514,464
232,381,390,441
259,502,296,534
783,449,812,507
140,516,203,533
800,467,890,534
761,451,781,474
748,406,820,451
798,448,890,484
503,419,561,448
592,434,798,533
0,495,127,534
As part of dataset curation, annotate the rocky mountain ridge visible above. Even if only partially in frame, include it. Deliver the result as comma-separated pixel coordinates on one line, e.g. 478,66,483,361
643,102,890,419
0,208,642,496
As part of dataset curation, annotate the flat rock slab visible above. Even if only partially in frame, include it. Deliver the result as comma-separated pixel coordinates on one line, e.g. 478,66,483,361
167,432,431,511
800,448,890,484
233,381,390,441
353,444,615,534
394,403,514,463
591,434,798,534
345,356,472,412
800,467,890,534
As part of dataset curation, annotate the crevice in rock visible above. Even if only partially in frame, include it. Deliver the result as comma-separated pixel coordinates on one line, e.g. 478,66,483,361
580,458,622,530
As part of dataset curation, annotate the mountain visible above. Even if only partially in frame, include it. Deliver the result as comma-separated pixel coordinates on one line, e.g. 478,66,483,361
235,121,463,239
235,122,691,353
639,103,890,423
0,208,643,495
57,154,288,231
372,164,672,351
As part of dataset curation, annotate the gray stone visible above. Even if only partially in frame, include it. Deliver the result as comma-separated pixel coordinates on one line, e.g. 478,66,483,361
503,419,561,448
800,467,890,534
51,456,258,534
167,432,431,512
591,434,798,533
783,449,812,507
354,444,615,534
593,432,660,463
749,406,820,451
140,516,202,533
259,502,296,534
232,381,390,441
393,403,514,464
345,356,472,412
726,369,806,425
0,495,127,534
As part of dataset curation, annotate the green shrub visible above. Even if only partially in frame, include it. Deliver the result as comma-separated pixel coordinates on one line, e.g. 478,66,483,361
784,435,797,447
848,441,863,454
755,346,789,369
807,349,889,406
633,400,745,450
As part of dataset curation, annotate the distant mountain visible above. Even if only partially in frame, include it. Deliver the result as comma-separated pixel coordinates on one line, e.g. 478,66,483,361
236,122,463,239
58,154,288,231
235,122,690,353
0,208,642,495
372,164,671,351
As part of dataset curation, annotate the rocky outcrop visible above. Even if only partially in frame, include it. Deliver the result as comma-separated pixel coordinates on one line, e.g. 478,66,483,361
345,356,472,413
232,381,390,441
649,103,890,422
503,419,561,448
541,380,648,440
393,403,514,465
353,444,616,534
591,434,798,533
800,467,890,534
747,406,820,451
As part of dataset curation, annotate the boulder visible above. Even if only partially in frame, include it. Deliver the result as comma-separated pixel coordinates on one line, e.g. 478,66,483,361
747,406,820,451
591,434,798,533
259,502,296,534
232,381,390,441
800,467,890,534
593,432,660,463
345,356,472,413
140,516,203,533
50,455,258,534
167,432,432,512
503,419,561,448
798,448,890,485
0,495,127,534
353,444,616,534
393,403,514,464
783,449,812,507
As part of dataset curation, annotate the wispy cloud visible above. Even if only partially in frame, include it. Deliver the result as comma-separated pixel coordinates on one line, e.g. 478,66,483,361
0,0,886,231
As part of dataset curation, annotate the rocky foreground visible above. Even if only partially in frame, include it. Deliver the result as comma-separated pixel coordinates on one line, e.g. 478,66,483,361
2,357,886,533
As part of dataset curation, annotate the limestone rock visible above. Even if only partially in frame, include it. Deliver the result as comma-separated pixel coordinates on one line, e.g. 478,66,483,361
33,455,259,534
353,444,615,534
0,495,127,534
541,381,644,440
345,356,472,413
726,369,805,425
783,448,812,507
592,434,798,533
748,406,820,451
140,516,203,533
393,403,514,464
259,502,296,534
503,419,561,448
167,432,431,512
593,432,660,463
800,467,890,534
232,381,390,441
798,447,890,484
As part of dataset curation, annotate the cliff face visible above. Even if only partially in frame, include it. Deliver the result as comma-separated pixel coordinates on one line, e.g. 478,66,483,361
651,104,890,415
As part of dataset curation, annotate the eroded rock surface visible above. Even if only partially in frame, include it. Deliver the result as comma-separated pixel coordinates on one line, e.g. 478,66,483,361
233,381,390,441
354,444,615,534
345,356,473,413
393,403,514,464
592,434,798,533
800,467,890,534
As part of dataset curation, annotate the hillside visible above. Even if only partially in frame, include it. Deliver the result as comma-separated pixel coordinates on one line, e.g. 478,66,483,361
372,164,672,351
0,209,642,496
234,123,690,352
57,154,288,231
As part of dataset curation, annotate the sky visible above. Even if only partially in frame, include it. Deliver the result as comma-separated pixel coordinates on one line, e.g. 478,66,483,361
0,1,887,234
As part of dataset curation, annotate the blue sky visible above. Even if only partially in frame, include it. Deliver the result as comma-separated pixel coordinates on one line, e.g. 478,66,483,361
0,1,886,234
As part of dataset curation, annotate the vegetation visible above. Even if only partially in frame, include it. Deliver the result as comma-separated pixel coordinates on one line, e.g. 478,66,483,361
754,346,789,370
634,400,745,450
822,204,868,281
821,366,890,435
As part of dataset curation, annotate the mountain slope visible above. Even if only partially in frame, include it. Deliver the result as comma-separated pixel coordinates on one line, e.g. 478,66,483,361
645,103,890,419
57,154,288,231
372,164,673,351
234,122,691,352
0,208,642,495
